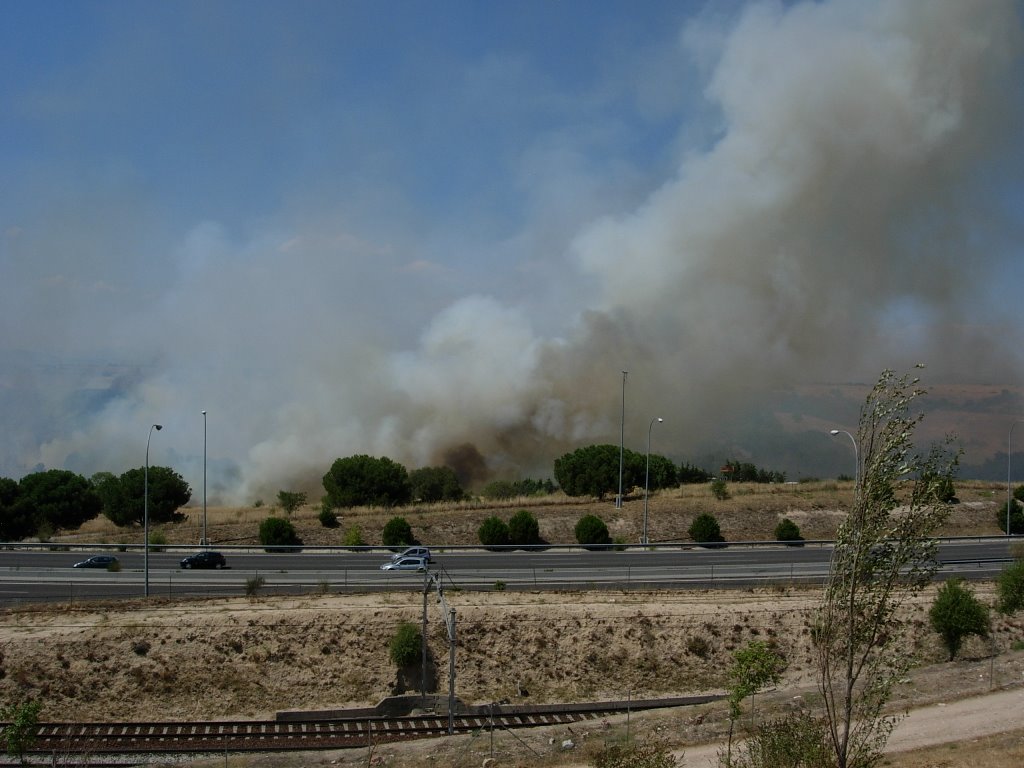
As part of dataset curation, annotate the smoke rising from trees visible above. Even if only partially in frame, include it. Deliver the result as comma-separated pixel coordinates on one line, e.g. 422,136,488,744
3,0,1022,502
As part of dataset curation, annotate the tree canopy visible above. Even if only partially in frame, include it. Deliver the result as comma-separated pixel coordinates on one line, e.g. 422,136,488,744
814,368,958,768
17,469,102,534
0,478,34,541
97,467,191,527
323,455,412,508
929,578,990,660
555,444,679,499
408,466,465,503
555,444,634,498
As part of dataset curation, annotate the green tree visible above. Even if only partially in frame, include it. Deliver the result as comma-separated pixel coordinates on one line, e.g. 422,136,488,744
478,516,510,549
409,466,465,503
998,498,1024,534
258,516,302,550
721,461,786,484
322,455,412,508
555,444,642,499
389,621,422,667
996,558,1024,614
646,454,679,491
277,490,307,514
0,697,41,763
381,516,415,547
814,368,958,768
508,509,541,547
482,477,557,499
480,480,517,500
99,467,191,527
929,578,990,660
574,514,611,549
0,477,34,541
679,463,713,484
689,513,724,545
724,641,786,766
18,469,101,532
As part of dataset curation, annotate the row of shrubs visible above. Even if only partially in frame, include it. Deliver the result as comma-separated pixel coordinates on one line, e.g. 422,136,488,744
255,509,806,550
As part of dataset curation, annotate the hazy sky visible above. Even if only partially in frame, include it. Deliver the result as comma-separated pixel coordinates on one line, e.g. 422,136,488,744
2,0,1023,501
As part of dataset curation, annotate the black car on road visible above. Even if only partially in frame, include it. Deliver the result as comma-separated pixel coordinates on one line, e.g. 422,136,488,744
73,555,119,569
180,551,227,569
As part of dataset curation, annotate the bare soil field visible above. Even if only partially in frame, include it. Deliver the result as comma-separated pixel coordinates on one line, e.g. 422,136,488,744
2,480,1021,766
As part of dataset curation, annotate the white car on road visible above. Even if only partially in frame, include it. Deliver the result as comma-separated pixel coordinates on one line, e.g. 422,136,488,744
380,556,428,572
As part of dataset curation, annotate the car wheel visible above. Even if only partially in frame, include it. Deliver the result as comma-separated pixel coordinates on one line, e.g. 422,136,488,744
182,563,191,569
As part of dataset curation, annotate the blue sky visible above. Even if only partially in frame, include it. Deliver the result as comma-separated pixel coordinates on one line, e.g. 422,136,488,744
2,0,1023,499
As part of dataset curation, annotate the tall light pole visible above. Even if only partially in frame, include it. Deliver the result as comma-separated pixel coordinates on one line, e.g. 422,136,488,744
617,371,628,509
643,417,663,545
144,423,162,597
830,429,859,497
1007,420,1024,536
202,410,208,547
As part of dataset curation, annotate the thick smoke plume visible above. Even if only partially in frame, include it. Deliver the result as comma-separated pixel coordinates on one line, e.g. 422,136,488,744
3,0,1022,502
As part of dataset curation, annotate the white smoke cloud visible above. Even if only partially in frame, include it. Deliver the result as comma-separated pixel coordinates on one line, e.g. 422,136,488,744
5,0,1023,500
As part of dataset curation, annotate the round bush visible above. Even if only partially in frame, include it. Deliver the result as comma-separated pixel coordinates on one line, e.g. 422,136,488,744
318,507,339,528
575,514,611,550
478,516,510,549
389,621,421,667
343,525,366,548
508,509,540,547
997,558,1024,614
999,500,1024,535
774,518,803,543
381,516,414,547
258,516,302,550
688,513,724,545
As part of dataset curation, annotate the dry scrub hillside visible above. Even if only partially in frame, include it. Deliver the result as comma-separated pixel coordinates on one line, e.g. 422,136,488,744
61,479,1009,549
7,479,1015,734
1,584,1023,724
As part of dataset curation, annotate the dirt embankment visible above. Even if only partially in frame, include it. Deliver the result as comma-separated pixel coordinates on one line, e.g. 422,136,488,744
1,585,1022,724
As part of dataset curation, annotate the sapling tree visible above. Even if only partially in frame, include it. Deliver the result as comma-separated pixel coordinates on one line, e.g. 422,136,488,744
814,368,959,768
0,698,41,762
723,640,785,766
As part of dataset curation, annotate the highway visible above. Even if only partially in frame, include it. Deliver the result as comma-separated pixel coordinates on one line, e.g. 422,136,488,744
0,538,1016,606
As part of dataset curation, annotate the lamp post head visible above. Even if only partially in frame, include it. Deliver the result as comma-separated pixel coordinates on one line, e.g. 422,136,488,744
830,429,840,436
154,424,163,431
202,410,206,416
657,417,664,424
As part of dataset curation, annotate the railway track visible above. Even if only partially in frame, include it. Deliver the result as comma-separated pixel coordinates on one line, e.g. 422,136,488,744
12,697,719,756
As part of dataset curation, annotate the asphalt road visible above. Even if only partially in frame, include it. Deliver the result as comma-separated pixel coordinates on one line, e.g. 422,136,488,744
0,538,1016,606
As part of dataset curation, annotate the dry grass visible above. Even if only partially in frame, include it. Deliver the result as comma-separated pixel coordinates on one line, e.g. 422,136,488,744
57,478,1008,548
27,479,1021,766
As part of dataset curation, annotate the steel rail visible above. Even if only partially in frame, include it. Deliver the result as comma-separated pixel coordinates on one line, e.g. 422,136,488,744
9,699,719,755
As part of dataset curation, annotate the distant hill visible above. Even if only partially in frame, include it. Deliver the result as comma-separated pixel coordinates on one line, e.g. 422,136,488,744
680,383,1024,483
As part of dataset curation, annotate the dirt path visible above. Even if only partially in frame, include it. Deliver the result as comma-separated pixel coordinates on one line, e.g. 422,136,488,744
651,686,1024,767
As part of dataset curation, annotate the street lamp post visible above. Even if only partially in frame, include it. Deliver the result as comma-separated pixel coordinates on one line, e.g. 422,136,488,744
616,371,628,509
202,410,207,547
144,423,163,597
1007,420,1024,536
829,429,859,497
643,417,663,545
